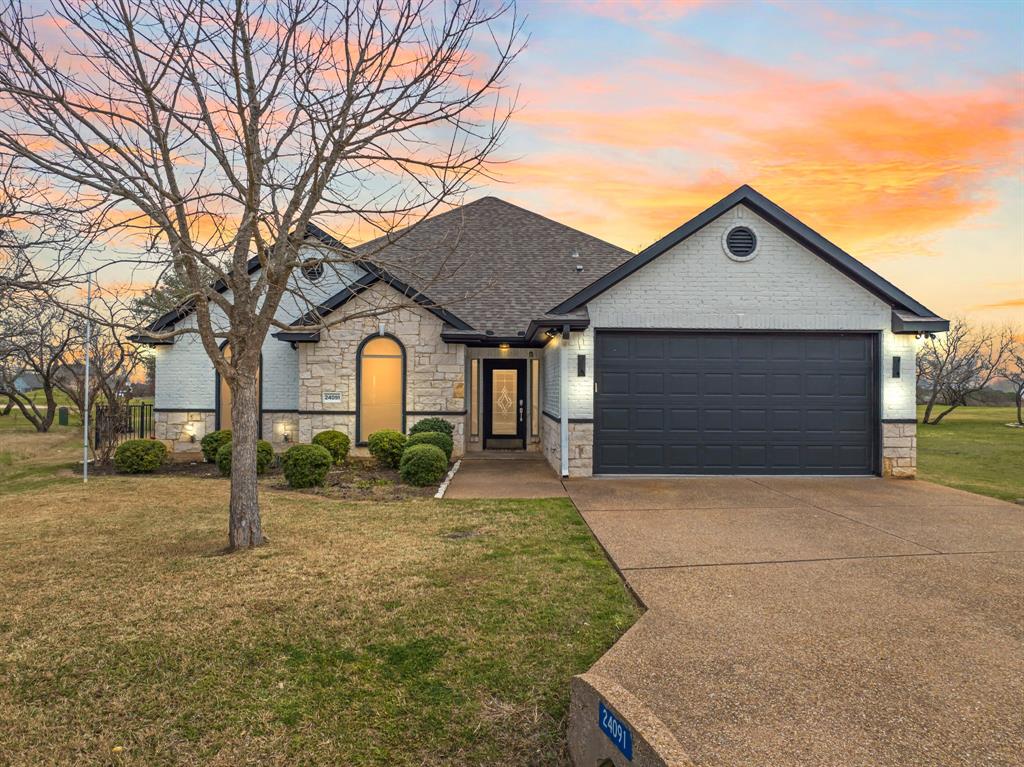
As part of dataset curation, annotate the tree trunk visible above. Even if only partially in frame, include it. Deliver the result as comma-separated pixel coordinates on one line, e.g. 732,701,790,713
930,404,959,425
228,371,265,550
922,386,941,424
1017,390,1022,426
1,397,12,415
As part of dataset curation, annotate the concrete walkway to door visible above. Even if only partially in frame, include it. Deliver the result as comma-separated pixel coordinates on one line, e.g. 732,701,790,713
565,476,1024,767
444,453,567,499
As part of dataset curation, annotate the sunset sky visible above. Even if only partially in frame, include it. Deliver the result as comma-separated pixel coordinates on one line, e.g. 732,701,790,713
474,0,1023,326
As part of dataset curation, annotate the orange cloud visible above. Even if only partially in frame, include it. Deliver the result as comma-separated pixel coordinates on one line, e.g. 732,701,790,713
503,46,1023,252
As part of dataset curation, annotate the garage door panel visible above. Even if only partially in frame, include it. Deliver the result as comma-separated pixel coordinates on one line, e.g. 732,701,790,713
737,373,767,395
632,443,665,468
666,445,699,469
839,373,869,397
736,409,767,432
634,372,664,395
703,373,733,395
704,409,733,432
600,371,631,395
594,332,877,475
666,372,698,395
736,445,769,470
633,336,665,359
667,336,700,360
599,407,630,431
669,409,699,431
634,408,664,430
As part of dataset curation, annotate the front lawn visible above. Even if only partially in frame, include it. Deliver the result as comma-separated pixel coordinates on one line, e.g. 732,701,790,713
0,439,638,766
917,405,1024,502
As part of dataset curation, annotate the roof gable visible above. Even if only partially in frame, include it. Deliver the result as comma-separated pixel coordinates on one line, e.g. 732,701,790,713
550,185,944,324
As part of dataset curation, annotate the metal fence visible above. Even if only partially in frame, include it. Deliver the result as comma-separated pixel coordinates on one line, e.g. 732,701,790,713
94,402,154,447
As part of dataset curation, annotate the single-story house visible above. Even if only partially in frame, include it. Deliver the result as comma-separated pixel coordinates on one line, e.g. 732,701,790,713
140,185,947,478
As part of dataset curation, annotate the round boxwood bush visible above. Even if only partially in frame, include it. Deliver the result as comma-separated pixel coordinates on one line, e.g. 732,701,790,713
399,444,449,487
312,429,350,464
216,439,275,477
367,429,407,469
409,417,454,438
200,429,232,463
281,444,333,488
113,438,167,474
406,431,453,461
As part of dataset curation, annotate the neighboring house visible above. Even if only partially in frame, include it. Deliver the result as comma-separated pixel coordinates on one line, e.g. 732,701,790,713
139,186,947,478
12,372,43,393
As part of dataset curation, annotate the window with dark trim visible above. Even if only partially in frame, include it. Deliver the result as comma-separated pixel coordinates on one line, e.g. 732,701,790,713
357,336,404,441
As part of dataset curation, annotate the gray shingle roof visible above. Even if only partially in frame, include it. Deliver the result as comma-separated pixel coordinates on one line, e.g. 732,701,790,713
350,197,633,337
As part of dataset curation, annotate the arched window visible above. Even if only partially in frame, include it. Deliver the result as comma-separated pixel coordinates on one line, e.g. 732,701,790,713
215,343,262,434
357,335,405,442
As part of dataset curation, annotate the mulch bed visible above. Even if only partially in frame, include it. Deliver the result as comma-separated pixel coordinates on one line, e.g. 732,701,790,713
94,454,437,500
264,457,435,500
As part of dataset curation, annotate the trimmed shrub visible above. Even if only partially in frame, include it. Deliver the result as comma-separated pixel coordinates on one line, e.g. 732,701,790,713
216,439,274,477
409,417,454,438
200,429,232,463
281,444,333,488
367,429,407,469
312,429,350,464
399,444,448,486
406,431,453,461
113,439,167,474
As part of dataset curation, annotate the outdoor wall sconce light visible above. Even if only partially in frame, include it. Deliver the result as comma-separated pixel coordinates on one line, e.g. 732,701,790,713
577,354,586,377
283,432,291,443
189,433,196,443
892,356,901,379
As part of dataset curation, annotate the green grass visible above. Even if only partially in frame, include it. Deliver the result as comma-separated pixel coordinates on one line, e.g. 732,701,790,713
0,436,638,766
917,405,1024,502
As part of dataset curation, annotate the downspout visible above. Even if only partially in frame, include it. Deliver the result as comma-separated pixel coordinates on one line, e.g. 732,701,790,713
560,324,570,478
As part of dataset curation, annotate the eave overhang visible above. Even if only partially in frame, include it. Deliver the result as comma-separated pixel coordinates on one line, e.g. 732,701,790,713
440,312,590,347
891,310,950,334
127,334,174,345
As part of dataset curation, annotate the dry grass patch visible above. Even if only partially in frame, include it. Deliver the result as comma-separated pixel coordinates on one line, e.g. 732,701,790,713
0,473,638,766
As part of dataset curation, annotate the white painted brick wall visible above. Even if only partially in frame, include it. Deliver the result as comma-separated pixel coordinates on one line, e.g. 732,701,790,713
573,203,918,420
153,245,365,412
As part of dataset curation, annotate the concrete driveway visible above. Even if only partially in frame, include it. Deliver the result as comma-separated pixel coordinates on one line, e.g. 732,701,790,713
566,477,1024,767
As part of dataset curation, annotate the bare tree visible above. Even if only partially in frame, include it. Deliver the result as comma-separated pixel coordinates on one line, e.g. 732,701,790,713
0,297,78,432
996,334,1024,426
0,155,96,306
0,0,521,549
56,287,148,464
917,318,1015,425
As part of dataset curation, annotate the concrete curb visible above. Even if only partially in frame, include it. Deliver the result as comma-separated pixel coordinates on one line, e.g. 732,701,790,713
434,459,462,499
568,672,694,767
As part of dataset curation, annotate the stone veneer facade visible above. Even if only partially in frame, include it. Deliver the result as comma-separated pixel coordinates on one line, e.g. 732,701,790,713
154,410,215,454
155,410,301,455
881,422,917,478
296,283,466,456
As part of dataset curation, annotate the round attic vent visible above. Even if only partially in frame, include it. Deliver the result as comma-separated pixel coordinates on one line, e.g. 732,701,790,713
301,259,325,282
724,225,758,261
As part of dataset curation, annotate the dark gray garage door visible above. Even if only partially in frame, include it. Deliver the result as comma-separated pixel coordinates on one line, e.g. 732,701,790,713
594,332,878,475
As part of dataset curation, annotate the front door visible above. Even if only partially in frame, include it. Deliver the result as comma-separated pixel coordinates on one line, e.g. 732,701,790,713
483,359,526,448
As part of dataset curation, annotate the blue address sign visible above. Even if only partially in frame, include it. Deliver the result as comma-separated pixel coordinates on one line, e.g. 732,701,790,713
598,700,633,761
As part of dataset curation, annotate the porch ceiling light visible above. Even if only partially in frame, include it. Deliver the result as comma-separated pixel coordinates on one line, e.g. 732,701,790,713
498,342,510,350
